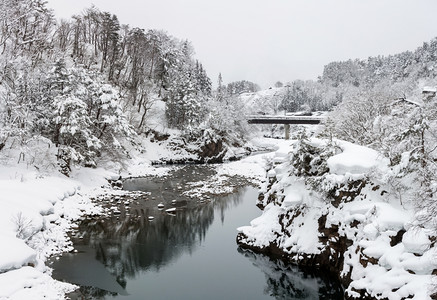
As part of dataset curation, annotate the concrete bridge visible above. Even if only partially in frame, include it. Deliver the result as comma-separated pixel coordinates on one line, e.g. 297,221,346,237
247,115,324,139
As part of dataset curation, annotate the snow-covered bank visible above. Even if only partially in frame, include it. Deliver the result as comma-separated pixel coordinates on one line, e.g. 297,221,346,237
124,128,254,167
0,136,286,299
237,137,437,300
0,164,118,299
123,136,289,201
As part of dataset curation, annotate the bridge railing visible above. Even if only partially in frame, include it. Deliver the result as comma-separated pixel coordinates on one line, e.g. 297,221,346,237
246,115,325,139
246,115,325,125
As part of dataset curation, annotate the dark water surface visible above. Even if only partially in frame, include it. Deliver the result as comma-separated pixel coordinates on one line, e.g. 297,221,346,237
51,165,343,299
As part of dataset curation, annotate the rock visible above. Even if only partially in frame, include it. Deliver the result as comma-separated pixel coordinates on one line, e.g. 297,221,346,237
148,129,170,142
327,179,367,208
390,229,405,246
198,137,225,162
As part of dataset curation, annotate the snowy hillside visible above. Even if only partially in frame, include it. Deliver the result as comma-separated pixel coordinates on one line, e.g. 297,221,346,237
240,88,282,115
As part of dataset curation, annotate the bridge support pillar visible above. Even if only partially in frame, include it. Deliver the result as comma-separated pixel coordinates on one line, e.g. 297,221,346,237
284,124,290,140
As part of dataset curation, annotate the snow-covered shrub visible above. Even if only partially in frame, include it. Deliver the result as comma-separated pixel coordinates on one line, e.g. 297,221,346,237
291,134,334,177
12,212,35,240
289,134,352,205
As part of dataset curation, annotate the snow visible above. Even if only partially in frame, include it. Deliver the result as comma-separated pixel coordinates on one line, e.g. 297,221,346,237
238,204,284,249
343,201,411,232
238,136,437,299
0,236,36,272
327,140,389,175
282,189,303,206
349,265,433,300
216,150,273,180
0,133,435,299
282,208,322,254
0,162,108,299
0,135,288,299
423,86,437,93
0,267,75,300
402,228,432,255
281,180,315,207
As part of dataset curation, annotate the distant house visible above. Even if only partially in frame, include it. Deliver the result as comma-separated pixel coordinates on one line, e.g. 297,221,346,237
422,86,437,100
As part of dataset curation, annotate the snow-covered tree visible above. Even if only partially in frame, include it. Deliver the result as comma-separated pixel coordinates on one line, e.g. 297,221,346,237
165,66,207,130
226,80,260,96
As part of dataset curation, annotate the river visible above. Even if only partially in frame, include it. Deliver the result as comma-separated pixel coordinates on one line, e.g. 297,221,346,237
50,164,343,299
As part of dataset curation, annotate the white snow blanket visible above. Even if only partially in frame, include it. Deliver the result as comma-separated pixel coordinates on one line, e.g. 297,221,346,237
0,165,110,299
238,138,437,300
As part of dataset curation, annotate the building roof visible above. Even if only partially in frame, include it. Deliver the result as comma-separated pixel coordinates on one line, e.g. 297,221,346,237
422,86,437,93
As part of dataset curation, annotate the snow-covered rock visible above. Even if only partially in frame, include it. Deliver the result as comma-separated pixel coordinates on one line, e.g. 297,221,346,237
237,137,436,300
327,141,389,175
0,236,36,272
402,228,432,255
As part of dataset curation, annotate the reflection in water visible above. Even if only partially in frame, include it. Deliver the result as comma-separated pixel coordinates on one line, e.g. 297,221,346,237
238,249,343,300
52,171,247,298
51,248,128,297
51,165,343,299
55,206,215,297
73,201,216,277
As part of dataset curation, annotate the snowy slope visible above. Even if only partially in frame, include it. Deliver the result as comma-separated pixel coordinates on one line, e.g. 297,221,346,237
239,88,281,114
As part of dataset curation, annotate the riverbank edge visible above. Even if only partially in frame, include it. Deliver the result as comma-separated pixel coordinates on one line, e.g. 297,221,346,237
236,220,352,298
0,137,286,299
52,140,278,298
235,137,437,300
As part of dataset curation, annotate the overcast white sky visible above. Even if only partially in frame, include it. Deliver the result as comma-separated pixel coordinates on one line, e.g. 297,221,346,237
46,0,437,88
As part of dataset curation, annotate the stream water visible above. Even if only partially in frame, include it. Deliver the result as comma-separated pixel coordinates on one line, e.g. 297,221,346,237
50,165,343,299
